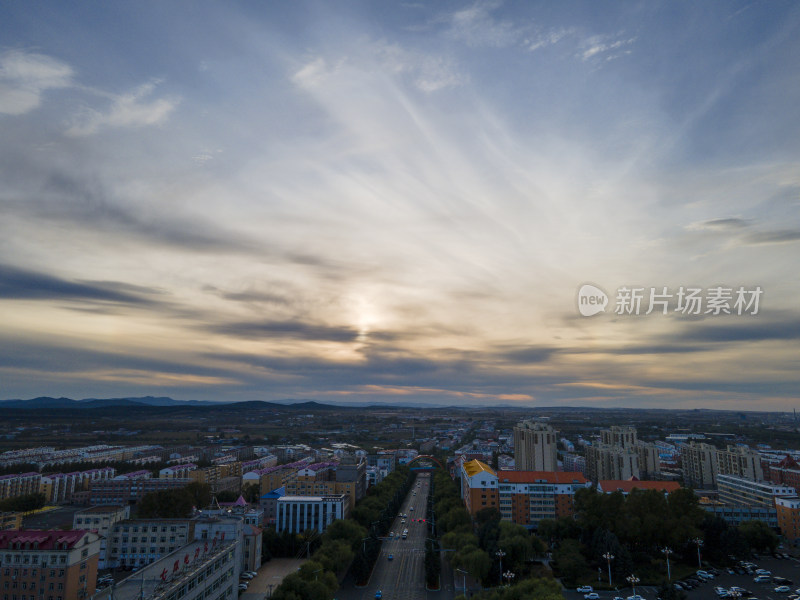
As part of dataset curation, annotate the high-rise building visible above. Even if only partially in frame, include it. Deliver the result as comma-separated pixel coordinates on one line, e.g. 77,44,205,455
717,445,764,480
586,445,639,482
635,442,662,479
601,426,638,449
680,442,719,489
513,420,558,471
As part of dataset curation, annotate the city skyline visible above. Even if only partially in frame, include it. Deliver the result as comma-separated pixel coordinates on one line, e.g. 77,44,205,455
1,1,799,408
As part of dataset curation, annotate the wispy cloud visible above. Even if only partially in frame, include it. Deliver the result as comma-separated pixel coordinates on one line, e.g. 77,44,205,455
441,0,524,48
0,50,72,115
580,34,637,62
66,81,179,136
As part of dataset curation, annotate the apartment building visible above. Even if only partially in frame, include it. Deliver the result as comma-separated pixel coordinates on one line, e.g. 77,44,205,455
89,477,190,505
716,474,796,508
107,519,194,569
586,445,639,482
94,537,239,600
158,464,197,479
681,442,719,488
72,505,130,568
717,445,764,480
513,420,558,471
40,467,116,503
601,426,638,448
596,480,681,495
0,530,101,600
460,460,588,528
775,497,800,543
0,513,22,531
0,472,41,501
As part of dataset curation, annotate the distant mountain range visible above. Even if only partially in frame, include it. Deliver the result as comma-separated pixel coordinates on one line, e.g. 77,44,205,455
0,396,461,410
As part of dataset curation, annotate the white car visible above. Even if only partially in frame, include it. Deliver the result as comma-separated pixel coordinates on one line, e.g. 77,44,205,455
577,586,593,593
776,587,792,593
627,595,644,600
585,594,600,600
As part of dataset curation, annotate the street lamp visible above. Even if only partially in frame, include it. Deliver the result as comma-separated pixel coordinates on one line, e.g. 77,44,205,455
662,547,673,580
456,568,467,596
503,571,515,587
692,537,703,569
602,552,615,586
627,574,640,597
496,549,506,577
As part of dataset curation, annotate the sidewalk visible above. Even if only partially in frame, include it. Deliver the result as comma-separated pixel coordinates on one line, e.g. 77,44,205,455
241,558,307,599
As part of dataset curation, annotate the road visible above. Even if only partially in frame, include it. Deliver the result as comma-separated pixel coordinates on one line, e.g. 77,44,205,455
338,472,442,600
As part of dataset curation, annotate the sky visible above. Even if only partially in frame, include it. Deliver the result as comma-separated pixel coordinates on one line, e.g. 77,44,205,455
1,1,799,409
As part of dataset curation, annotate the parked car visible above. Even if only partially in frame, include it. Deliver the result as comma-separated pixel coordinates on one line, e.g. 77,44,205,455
585,594,600,600
775,586,791,593
577,586,593,593
375,591,382,599
754,576,771,583
627,595,644,600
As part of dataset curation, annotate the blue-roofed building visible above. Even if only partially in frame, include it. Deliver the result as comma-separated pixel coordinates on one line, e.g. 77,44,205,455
259,486,285,526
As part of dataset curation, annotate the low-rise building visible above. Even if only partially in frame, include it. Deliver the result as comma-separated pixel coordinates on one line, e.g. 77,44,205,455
596,480,682,495
276,495,348,534
775,497,800,543
95,537,239,600
460,460,589,529
89,477,190,505
0,529,101,600
0,512,22,530
717,474,796,508
107,519,194,569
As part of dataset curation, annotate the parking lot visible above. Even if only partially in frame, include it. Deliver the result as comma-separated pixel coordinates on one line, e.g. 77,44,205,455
564,556,800,600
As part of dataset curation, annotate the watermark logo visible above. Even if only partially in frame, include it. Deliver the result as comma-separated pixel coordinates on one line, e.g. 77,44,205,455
577,284,609,317
577,285,763,317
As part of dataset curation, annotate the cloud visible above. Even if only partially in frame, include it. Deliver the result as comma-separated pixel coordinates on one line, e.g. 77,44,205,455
525,27,575,52
205,320,361,343
744,229,800,245
688,217,751,231
441,0,524,48
0,50,73,115
293,44,466,94
0,263,165,306
66,81,179,136
580,35,636,62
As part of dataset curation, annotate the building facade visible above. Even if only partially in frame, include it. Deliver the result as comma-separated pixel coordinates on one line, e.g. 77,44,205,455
775,497,800,543
276,495,348,534
72,505,130,568
681,442,719,489
460,460,588,529
0,530,101,600
107,519,194,569
716,474,796,508
95,538,239,600
513,420,558,471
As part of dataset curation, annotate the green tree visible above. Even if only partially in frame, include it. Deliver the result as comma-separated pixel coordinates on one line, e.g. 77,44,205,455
739,520,778,554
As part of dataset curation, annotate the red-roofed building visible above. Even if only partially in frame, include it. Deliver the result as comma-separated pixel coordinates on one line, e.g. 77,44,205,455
767,456,800,490
596,480,682,495
0,529,101,600
460,460,589,528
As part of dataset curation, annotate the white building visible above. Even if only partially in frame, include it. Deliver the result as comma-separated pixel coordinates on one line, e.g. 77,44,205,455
276,495,348,534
